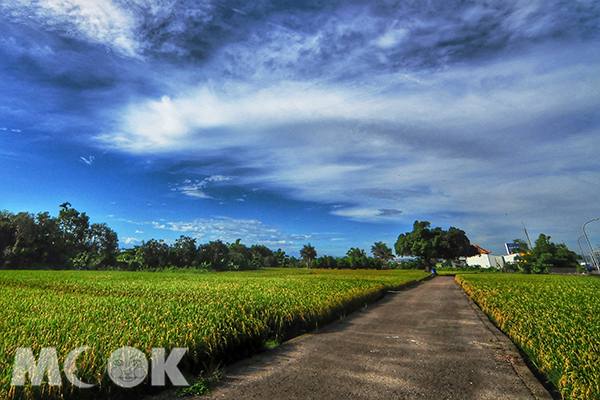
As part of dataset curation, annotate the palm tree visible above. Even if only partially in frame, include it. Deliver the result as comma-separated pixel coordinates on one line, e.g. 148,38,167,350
371,242,394,269
300,243,317,269
346,247,366,258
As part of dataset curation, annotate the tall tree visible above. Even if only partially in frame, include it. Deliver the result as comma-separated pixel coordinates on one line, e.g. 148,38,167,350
0,210,15,267
172,235,198,268
87,223,119,268
58,205,91,264
300,244,317,269
199,240,230,271
227,239,251,270
371,242,394,269
135,239,171,270
346,247,366,258
273,248,288,268
395,221,475,267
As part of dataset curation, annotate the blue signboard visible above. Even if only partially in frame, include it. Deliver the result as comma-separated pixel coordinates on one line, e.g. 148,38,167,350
505,243,520,254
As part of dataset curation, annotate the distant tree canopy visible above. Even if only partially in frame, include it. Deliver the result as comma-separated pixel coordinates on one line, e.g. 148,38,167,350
0,204,118,270
394,221,477,266
516,234,579,274
3,206,473,273
119,237,287,272
0,204,289,272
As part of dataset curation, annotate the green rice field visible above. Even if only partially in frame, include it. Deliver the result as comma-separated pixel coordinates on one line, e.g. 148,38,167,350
456,273,600,400
0,268,427,399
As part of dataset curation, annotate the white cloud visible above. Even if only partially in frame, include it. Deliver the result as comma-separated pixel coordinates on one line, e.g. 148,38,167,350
101,44,600,154
171,175,233,199
147,216,312,250
79,155,94,165
2,0,140,56
374,24,408,49
121,236,142,245
1,0,214,58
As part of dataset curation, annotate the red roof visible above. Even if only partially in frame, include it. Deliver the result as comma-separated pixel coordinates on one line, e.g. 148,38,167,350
473,244,492,254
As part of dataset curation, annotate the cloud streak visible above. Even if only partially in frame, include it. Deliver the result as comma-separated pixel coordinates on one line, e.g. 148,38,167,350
170,175,233,199
79,155,94,165
150,216,312,249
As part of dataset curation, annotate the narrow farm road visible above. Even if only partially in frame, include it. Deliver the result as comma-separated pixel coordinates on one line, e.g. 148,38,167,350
196,276,552,400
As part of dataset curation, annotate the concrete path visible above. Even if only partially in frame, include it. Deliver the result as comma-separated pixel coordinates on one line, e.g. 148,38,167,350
200,276,552,400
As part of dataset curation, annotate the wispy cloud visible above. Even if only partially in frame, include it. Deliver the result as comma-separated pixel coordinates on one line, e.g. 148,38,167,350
79,155,94,166
149,216,312,249
170,175,232,199
1,0,141,57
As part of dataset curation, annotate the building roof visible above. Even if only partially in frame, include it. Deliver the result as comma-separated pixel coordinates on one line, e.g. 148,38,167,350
473,244,492,254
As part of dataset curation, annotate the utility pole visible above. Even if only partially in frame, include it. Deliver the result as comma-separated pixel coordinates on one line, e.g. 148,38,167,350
522,221,533,250
583,218,600,271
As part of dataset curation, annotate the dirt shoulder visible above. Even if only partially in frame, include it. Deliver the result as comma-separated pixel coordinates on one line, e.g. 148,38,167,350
182,276,553,399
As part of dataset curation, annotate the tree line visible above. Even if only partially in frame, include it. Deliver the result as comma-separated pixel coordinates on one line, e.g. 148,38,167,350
0,205,293,271
0,203,118,270
299,243,396,270
0,204,398,271
0,205,579,273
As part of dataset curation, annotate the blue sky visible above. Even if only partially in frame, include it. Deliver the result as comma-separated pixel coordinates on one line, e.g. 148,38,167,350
1,0,599,257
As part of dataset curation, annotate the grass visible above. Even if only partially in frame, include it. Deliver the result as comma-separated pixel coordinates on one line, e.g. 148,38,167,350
0,268,427,399
456,273,600,399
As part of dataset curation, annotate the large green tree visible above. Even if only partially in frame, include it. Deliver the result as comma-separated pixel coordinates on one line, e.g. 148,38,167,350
300,243,317,269
394,221,476,267
518,234,579,274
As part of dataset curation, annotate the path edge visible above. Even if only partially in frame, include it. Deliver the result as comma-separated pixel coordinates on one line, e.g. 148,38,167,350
453,277,554,400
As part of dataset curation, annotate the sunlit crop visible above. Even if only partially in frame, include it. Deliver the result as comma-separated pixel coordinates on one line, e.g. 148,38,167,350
456,274,600,399
0,268,426,399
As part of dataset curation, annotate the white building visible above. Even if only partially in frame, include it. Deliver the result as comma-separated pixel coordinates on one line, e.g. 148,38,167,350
466,253,505,269
466,244,505,269
466,244,523,269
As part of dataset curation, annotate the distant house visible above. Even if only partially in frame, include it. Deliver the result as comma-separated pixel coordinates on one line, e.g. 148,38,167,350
466,245,505,269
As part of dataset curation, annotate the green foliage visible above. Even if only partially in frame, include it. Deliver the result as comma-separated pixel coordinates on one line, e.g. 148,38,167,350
394,221,476,266
300,243,317,268
457,274,600,399
502,262,520,273
309,254,382,270
0,205,118,270
371,242,394,269
516,234,579,274
512,238,530,253
0,268,427,399
178,378,212,397
395,258,428,270
346,247,366,258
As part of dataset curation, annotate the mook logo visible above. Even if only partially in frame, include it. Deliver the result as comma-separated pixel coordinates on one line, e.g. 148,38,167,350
10,346,189,388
